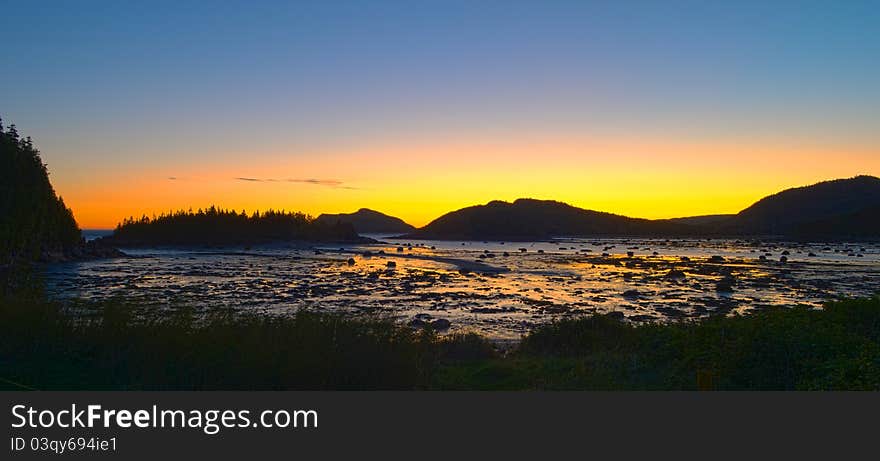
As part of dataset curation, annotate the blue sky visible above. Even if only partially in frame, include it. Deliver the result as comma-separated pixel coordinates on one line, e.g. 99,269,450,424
2,1,878,226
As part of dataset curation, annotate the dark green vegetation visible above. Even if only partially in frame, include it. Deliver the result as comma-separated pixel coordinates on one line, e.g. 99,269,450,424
0,284,492,390
103,206,365,246
316,208,416,234
2,288,877,390
404,176,880,240
439,298,880,390
0,118,80,270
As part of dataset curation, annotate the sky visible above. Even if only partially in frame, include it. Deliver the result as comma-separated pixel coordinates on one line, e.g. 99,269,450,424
2,0,878,228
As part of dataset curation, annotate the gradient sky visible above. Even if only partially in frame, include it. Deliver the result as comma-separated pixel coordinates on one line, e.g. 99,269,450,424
2,1,878,228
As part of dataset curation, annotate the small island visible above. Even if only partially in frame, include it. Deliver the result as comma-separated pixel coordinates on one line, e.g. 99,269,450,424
99,207,370,247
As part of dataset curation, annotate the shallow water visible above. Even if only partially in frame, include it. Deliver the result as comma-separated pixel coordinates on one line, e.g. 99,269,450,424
44,237,880,339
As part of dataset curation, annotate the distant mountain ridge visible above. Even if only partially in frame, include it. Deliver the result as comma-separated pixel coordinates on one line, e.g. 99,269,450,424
316,208,415,234
667,214,735,226
719,176,880,237
403,176,880,241
404,198,696,240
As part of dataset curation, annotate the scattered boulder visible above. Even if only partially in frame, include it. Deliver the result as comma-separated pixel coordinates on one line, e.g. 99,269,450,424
409,314,451,331
716,276,735,292
409,318,427,328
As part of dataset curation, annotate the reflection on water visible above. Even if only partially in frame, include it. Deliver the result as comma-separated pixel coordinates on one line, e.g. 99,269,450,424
44,238,880,339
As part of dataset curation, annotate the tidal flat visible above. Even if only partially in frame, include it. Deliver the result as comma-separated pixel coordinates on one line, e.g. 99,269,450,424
44,237,880,340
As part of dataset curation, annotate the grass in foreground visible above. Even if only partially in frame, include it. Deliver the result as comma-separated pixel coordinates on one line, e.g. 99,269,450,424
0,299,469,390
2,288,878,390
438,298,880,390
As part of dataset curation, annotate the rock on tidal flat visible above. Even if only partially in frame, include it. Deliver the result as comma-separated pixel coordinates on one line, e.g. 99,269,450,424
716,276,735,292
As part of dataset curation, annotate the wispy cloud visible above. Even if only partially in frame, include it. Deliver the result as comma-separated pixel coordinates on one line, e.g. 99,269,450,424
234,177,358,189
167,176,178,180
287,178,342,187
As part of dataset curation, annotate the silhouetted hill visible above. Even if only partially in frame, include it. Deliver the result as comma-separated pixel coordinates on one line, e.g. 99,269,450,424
405,177,880,241
667,214,735,226
315,208,415,234
1,117,81,266
405,199,696,240
720,176,880,238
102,207,366,246
791,205,880,239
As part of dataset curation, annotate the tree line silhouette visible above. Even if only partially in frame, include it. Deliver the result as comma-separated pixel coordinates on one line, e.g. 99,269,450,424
0,117,81,267
108,206,361,245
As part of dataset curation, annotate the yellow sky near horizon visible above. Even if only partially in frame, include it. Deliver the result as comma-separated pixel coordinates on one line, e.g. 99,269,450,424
53,136,879,229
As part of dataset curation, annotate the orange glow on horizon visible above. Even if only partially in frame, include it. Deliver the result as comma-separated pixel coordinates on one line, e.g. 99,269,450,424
52,136,880,229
